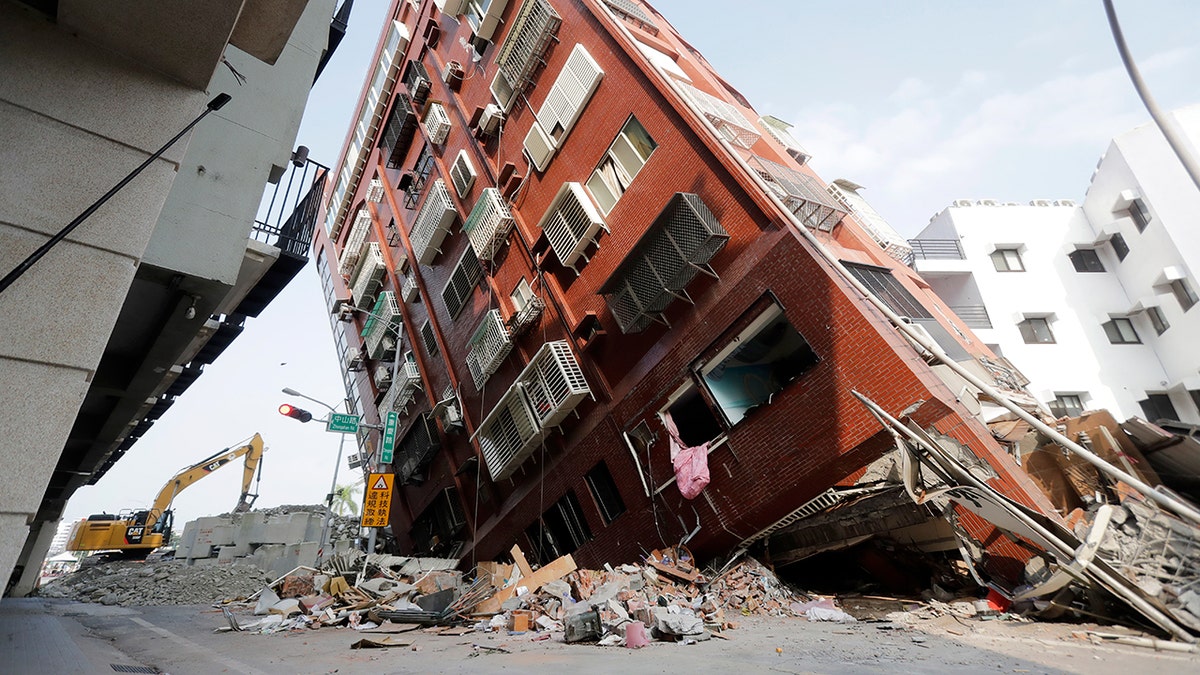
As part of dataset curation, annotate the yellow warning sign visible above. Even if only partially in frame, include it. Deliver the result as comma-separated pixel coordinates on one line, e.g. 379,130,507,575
360,473,394,528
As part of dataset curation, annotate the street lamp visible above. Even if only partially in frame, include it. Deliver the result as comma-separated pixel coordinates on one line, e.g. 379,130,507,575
281,387,347,561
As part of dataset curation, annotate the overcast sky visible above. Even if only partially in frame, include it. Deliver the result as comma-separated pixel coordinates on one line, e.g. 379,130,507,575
62,0,1198,532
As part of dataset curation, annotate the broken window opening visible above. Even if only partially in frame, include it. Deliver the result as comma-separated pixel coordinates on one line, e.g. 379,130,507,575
699,303,819,426
665,386,724,448
585,461,626,524
1139,394,1178,423
525,490,592,565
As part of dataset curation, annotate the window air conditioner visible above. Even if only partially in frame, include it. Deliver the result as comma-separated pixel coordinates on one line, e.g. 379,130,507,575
479,103,504,135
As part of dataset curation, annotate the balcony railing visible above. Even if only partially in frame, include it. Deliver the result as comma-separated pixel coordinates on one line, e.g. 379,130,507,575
251,160,327,257
949,304,992,329
908,238,965,260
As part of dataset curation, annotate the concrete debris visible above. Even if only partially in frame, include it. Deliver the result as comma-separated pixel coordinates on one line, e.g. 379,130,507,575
36,559,273,606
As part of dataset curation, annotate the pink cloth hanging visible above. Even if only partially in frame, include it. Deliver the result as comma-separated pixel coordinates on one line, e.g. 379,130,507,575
661,412,710,500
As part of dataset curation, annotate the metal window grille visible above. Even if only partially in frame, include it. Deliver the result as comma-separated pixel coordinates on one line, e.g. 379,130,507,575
674,81,761,149
757,115,810,164
538,182,607,272
493,0,562,109
366,178,385,203
441,244,483,318
396,413,440,484
602,0,656,32
841,262,933,319
338,208,373,275
403,60,431,106
424,102,452,145
401,270,419,302
508,294,545,335
380,96,418,169
747,155,846,232
362,291,400,360
520,340,591,429
601,193,728,333
535,45,604,142
466,309,514,389
477,385,544,481
349,242,386,307
463,188,514,262
396,352,421,394
410,179,456,264
420,321,438,356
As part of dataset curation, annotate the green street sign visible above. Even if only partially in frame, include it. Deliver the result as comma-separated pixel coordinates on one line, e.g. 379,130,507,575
380,411,398,464
326,413,360,434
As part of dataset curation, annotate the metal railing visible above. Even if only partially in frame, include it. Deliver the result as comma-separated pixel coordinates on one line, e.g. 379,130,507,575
908,238,965,260
251,158,328,256
949,304,993,329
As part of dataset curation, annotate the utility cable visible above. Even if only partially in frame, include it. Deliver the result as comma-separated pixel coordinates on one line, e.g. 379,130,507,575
0,93,232,294
1103,0,1200,192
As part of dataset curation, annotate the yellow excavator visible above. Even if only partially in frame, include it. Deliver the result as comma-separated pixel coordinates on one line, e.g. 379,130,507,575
65,433,265,557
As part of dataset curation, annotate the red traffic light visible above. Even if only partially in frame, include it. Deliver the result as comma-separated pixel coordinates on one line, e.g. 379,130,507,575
278,403,313,423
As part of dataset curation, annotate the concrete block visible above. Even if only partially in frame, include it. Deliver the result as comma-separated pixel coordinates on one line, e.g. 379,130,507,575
237,512,266,546
176,521,200,559
302,513,324,543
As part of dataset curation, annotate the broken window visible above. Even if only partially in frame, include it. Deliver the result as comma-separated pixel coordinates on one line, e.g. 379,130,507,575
990,248,1024,272
1069,249,1105,273
1171,278,1197,312
1148,306,1170,335
665,386,724,447
1110,232,1130,261
1139,394,1178,423
526,490,592,565
1018,317,1055,344
585,461,626,524
1103,317,1140,344
1049,393,1084,418
699,303,819,426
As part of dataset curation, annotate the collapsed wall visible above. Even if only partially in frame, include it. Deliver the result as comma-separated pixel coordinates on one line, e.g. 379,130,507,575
178,505,361,577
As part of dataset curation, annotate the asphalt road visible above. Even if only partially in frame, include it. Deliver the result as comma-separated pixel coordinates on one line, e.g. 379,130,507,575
3,597,1198,674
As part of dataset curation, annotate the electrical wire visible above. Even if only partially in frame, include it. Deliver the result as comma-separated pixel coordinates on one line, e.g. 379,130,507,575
1103,0,1200,192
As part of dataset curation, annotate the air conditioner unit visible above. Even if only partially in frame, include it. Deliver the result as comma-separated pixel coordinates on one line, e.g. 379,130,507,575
465,0,510,41
424,102,451,145
337,306,356,322
449,150,477,197
523,121,555,171
442,60,464,90
441,0,469,15
478,103,504,135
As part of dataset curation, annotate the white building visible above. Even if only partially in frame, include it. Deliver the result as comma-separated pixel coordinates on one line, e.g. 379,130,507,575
912,106,1200,424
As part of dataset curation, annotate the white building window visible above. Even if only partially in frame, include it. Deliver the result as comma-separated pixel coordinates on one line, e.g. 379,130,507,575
1018,317,1055,344
1128,198,1152,232
1148,306,1170,335
1049,394,1085,418
991,248,1025,272
1069,249,1105,273
1170,278,1197,312
1102,317,1140,344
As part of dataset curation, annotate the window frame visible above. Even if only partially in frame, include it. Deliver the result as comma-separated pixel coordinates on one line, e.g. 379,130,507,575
1147,306,1170,335
1102,317,1141,344
1069,248,1106,273
1110,232,1130,261
1018,316,1055,344
1129,198,1151,232
1048,393,1084,418
584,114,657,215
1171,278,1198,312
584,461,626,525
991,248,1025,272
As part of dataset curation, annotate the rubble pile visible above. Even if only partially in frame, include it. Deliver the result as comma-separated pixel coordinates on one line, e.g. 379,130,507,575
38,559,272,606
178,504,361,574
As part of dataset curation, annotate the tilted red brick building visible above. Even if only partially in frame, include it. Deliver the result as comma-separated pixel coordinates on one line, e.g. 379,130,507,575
314,0,1054,575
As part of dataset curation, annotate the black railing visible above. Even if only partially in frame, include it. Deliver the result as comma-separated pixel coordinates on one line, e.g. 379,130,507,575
908,238,965,260
251,158,329,257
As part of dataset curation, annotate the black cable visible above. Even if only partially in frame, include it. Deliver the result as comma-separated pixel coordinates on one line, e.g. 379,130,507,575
0,93,231,295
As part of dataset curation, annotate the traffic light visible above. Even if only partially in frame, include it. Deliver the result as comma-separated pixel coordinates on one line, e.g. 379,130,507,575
278,403,313,423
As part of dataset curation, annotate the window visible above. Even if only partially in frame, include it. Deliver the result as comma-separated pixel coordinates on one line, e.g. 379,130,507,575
1103,317,1140,344
585,462,626,524
1069,249,1105,273
842,262,933,319
1018,317,1055,344
523,44,604,171
1128,198,1151,232
1110,233,1130,261
526,491,592,565
1190,390,1200,416
585,115,657,214
420,321,438,356
699,304,819,426
1148,306,1170,335
1171,278,1197,312
1049,394,1084,418
1139,394,1178,422
512,278,534,312
666,386,724,447
441,244,483,318
991,248,1025,272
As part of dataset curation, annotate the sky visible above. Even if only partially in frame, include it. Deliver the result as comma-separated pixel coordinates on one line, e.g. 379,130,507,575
61,1,1199,530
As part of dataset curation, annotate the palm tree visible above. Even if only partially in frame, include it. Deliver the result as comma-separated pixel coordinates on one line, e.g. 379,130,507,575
330,479,363,517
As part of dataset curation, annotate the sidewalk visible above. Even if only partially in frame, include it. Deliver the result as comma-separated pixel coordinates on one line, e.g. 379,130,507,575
0,598,155,674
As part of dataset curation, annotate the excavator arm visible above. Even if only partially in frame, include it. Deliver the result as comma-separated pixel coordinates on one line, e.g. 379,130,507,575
145,433,265,531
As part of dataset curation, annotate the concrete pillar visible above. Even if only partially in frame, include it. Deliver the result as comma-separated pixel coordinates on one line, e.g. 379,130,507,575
7,519,59,597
